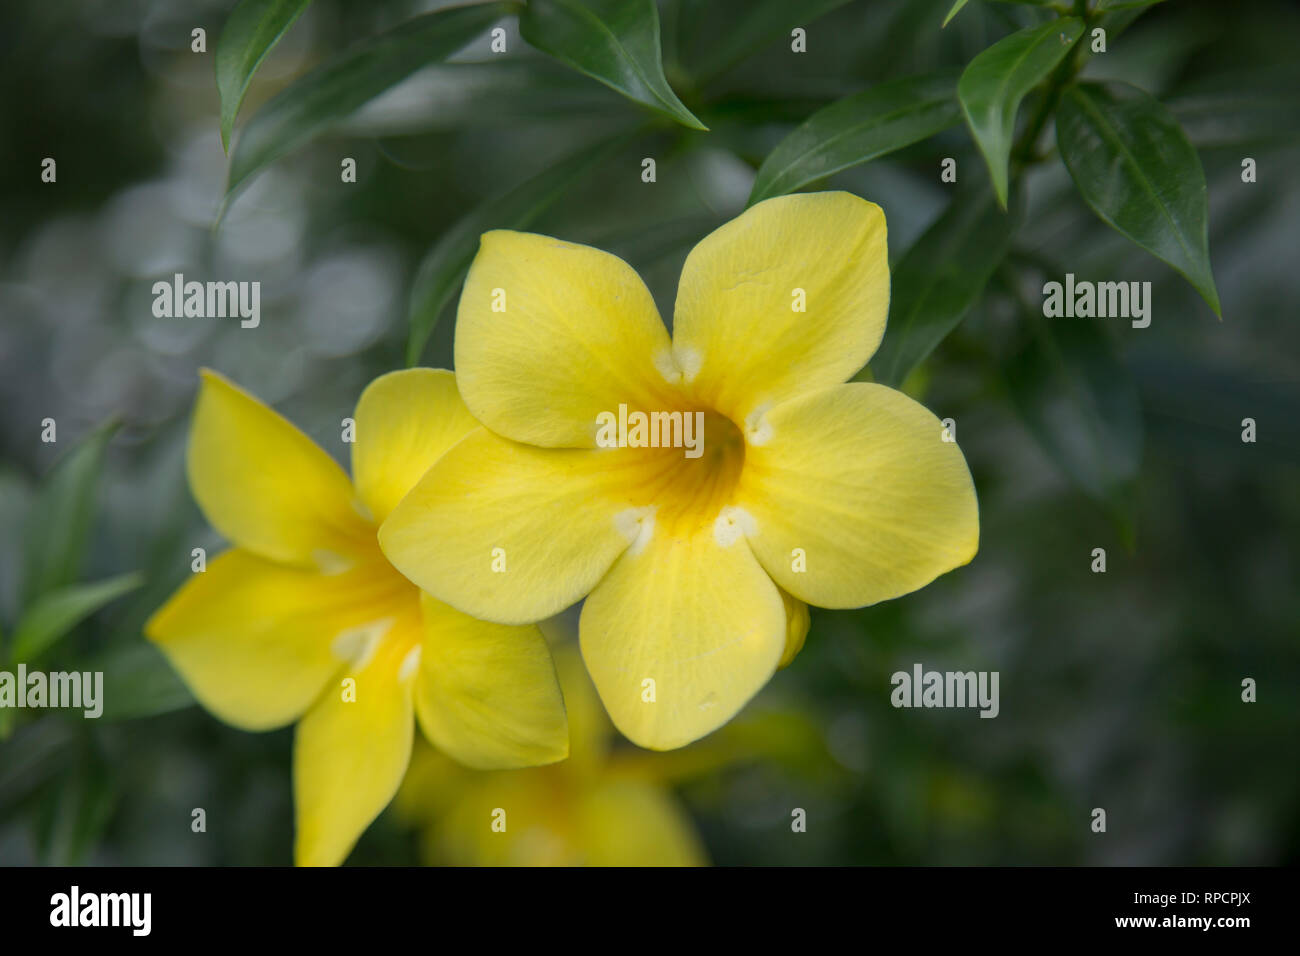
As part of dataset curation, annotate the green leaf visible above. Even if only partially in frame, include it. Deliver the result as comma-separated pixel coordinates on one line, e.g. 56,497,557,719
519,0,705,130
958,17,1084,208
748,71,962,206
1004,305,1143,507
226,1,511,205
0,720,77,808
216,0,313,152
92,642,195,721
1169,85,1300,150
405,132,634,365
22,421,118,609
9,573,144,664
870,187,1017,387
691,0,853,84
35,745,116,866
1057,82,1221,316
1095,0,1166,10
941,0,970,28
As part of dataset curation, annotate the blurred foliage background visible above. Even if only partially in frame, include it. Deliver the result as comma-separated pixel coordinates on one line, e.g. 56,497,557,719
0,0,1297,865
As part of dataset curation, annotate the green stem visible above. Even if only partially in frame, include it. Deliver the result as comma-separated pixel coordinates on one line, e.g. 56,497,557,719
1011,9,1092,172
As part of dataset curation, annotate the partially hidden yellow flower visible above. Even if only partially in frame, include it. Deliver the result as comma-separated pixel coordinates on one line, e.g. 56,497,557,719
146,368,569,866
396,642,707,866
379,191,979,752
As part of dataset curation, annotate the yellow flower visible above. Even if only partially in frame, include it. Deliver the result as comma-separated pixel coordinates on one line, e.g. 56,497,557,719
396,643,707,866
146,368,569,866
380,191,979,751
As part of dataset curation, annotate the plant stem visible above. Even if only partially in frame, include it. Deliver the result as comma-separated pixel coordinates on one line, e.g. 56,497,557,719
1011,8,1093,172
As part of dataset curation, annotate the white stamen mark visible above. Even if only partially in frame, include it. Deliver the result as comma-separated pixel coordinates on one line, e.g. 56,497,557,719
713,506,757,547
614,506,656,556
744,404,774,446
313,549,354,575
399,645,422,683
331,619,393,669
351,496,375,523
672,344,702,383
653,348,683,385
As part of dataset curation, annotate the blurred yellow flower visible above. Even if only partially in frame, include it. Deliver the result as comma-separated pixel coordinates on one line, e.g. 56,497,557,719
146,369,569,866
380,192,979,751
396,645,706,866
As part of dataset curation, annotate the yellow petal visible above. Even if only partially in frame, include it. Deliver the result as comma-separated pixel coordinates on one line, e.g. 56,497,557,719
739,382,979,609
671,192,889,422
294,624,419,867
579,521,786,751
454,230,678,448
577,780,707,866
415,592,569,770
393,741,469,827
430,774,576,866
552,642,613,778
145,549,407,730
188,370,372,569
351,368,479,525
412,769,704,866
777,587,810,669
380,429,637,625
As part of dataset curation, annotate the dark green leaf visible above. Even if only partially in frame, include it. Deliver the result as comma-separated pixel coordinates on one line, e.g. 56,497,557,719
22,421,118,609
0,720,77,810
226,1,511,205
958,17,1084,208
93,642,195,721
692,0,853,84
519,0,705,130
1095,0,1166,10
35,746,116,866
1169,85,1300,150
9,573,143,664
216,0,313,152
1057,82,1221,316
941,0,970,28
406,133,634,365
870,188,1017,387
748,71,962,206
341,60,628,136
1005,307,1143,506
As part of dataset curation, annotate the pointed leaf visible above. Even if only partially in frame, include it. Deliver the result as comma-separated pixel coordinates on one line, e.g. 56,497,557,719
35,746,116,866
0,720,77,810
870,187,1017,387
216,0,313,152
23,421,118,608
941,0,969,28
691,0,853,83
748,71,961,206
226,2,511,203
10,573,144,664
958,17,1084,208
1057,82,1221,316
1095,0,1166,10
519,0,705,130
92,642,195,721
